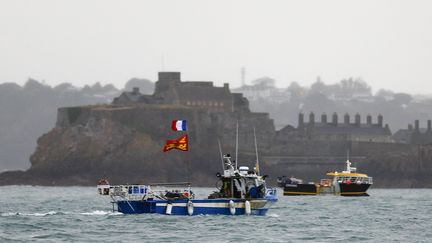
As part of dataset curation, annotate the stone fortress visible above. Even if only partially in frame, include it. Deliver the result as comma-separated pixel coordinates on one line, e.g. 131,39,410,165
294,112,392,143
112,71,426,146
393,120,432,145
113,72,250,113
3,71,431,187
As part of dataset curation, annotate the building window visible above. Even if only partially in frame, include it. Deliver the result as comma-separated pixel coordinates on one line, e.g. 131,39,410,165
192,102,196,106
186,101,191,105
220,102,224,107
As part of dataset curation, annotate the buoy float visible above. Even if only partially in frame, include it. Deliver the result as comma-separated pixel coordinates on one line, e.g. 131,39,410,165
187,201,194,216
229,200,236,215
166,203,173,215
245,200,251,215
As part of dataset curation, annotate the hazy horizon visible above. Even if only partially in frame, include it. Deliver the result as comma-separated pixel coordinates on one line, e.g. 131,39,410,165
1,0,431,94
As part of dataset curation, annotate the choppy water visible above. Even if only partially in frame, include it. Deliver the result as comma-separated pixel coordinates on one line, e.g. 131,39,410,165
1,186,432,242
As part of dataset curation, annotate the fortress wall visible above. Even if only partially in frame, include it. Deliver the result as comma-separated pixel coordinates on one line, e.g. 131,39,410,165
55,104,276,152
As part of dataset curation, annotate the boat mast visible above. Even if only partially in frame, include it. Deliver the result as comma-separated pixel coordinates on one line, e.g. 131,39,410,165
218,139,224,171
346,149,351,172
253,127,260,175
235,120,239,169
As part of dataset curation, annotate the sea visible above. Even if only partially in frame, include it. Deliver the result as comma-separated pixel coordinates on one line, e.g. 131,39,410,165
1,186,431,242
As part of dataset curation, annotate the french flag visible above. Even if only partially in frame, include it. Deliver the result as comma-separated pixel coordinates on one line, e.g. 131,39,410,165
171,120,187,131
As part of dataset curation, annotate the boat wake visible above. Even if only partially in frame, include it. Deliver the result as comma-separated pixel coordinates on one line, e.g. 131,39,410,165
80,210,123,216
1,210,123,217
1,211,60,217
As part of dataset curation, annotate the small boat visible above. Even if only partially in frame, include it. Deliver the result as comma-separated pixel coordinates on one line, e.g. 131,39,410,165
98,154,277,215
97,178,110,195
277,176,317,195
280,159,373,196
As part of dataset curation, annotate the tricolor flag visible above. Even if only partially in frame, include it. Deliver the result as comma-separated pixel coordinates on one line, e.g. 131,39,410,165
171,120,187,131
163,135,189,152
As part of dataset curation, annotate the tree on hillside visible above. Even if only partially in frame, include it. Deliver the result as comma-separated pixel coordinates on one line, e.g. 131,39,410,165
125,78,154,94
287,81,306,100
339,77,371,96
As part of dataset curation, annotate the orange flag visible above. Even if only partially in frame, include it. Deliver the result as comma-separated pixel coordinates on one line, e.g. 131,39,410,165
163,135,189,152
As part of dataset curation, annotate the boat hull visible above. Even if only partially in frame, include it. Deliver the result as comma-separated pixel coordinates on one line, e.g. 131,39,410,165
338,183,371,196
283,184,317,196
283,183,371,196
116,199,269,216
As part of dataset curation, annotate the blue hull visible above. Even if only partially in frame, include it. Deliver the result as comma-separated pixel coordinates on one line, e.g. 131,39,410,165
116,199,269,216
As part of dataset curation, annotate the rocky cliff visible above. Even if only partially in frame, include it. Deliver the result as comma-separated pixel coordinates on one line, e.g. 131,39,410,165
0,103,274,186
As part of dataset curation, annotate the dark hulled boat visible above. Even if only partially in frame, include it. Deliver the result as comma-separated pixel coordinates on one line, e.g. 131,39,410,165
280,159,373,196
277,177,317,195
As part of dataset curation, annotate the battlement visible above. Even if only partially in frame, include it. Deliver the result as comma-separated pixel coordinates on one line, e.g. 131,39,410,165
158,72,181,82
113,72,250,113
283,112,392,143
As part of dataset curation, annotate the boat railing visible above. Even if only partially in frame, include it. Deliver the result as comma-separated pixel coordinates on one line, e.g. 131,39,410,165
108,184,194,200
335,176,373,184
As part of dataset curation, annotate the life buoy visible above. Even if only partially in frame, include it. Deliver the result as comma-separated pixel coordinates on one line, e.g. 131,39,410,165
183,191,190,198
187,201,194,216
229,200,236,215
245,200,251,215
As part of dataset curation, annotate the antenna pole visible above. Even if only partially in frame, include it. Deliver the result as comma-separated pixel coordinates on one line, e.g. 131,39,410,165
218,139,224,171
253,127,260,175
235,121,239,169
161,53,165,71
241,67,246,87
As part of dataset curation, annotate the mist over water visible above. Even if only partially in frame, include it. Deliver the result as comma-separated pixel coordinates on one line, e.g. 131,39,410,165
1,186,431,242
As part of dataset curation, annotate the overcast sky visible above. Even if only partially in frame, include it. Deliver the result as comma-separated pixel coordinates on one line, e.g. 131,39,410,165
1,0,431,94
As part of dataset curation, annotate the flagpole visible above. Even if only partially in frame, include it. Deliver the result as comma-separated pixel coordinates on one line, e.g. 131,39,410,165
186,124,191,187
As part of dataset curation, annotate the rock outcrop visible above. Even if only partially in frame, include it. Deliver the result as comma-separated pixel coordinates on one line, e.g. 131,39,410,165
3,103,274,186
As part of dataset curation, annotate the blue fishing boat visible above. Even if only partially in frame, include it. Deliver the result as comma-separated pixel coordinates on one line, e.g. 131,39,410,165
98,154,277,216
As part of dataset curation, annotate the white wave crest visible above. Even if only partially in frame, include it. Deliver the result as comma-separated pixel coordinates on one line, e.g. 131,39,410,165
1,211,59,217
1,212,19,217
24,211,59,217
80,210,123,216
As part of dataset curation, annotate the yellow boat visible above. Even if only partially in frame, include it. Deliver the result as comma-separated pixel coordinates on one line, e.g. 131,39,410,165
281,159,373,196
